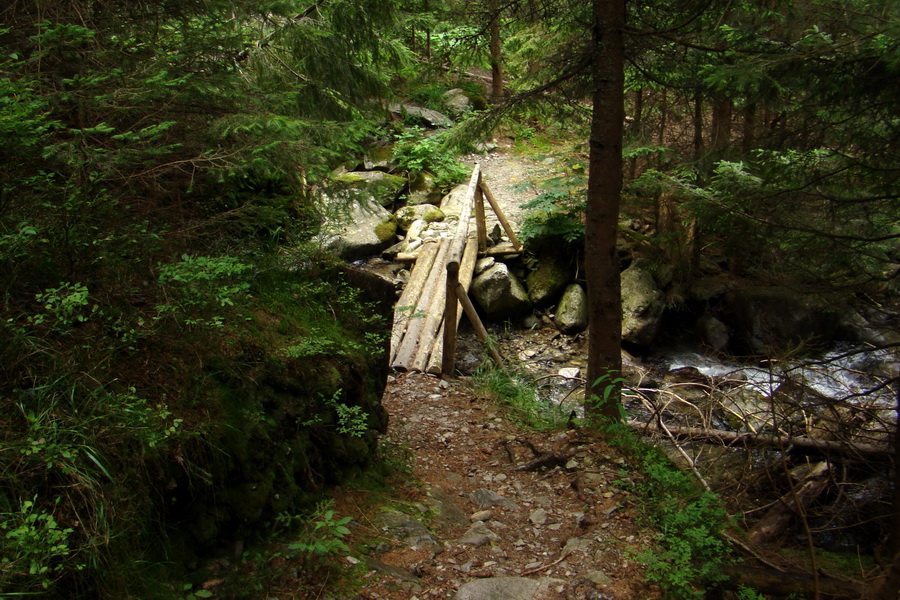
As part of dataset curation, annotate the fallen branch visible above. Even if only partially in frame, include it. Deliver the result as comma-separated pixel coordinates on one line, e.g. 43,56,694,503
627,421,891,458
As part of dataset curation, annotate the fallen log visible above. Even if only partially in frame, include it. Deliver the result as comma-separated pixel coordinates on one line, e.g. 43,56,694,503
392,239,450,370
748,461,830,545
717,565,866,599
627,421,891,458
390,240,440,364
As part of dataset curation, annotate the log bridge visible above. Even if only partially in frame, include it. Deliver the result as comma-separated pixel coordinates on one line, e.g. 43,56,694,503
389,164,521,376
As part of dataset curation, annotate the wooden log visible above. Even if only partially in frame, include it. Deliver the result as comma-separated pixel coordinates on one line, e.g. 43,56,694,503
393,239,450,370
427,236,478,374
455,282,504,369
718,565,866,599
390,240,440,363
480,180,522,251
474,173,488,252
748,461,830,545
409,253,450,372
441,166,480,376
626,421,892,458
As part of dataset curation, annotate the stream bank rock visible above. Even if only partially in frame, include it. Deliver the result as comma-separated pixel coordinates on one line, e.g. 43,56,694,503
334,170,407,207
621,260,665,347
318,195,395,260
555,284,588,334
526,255,572,308
471,263,531,320
441,88,473,117
730,287,843,352
455,576,565,600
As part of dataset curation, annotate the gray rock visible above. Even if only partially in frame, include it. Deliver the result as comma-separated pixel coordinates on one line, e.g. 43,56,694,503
407,171,444,206
695,313,730,352
471,263,531,320
394,205,445,232
441,88,472,117
389,103,453,128
454,577,564,600
561,537,593,555
529,508,548,525
475,257,496,275
439,183,469,219
470,509,494,522
469,488,521,510
376,511,441,550
334,170,407,207
473,140,499,154
364,557,419,583
621,261,665,346
426,486,469,528
459,521,499,546
555,284,588,334
318,194,394,260
586,570,613,586
526,256,572,308
362,145,394,171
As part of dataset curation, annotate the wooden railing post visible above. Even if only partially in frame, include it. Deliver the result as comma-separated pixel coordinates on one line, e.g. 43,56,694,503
474,172,488,252
442,164,480,377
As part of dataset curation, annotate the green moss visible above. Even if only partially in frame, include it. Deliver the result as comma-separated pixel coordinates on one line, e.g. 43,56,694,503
374,220,397,243
334,172,368,186
422,208,445,223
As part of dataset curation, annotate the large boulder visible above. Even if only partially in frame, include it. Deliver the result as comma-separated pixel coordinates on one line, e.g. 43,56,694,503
621,260,665,347
729,287,844,353
526,255,572,308
318,195,395,260
393,204,445,232
471,262,531,320
388,103,453,128
555,284,588,334
334,171,407,207
695,313,730,352
407,171,444,206
441,88,472,117
439,183,469,220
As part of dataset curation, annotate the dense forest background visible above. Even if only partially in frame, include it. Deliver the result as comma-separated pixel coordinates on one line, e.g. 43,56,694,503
0,0,897,598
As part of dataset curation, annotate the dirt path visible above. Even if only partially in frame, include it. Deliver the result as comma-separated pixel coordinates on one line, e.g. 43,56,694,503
324,372,656,600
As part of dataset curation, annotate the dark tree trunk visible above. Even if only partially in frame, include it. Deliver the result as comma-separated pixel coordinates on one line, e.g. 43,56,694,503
489,0,504,102
628,87,643,180
711,95,733,151
584,0,624,420
741,101,756,154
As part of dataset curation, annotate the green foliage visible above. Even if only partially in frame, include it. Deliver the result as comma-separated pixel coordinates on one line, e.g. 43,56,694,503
287,504,353,559
519,174,586,249
470,363,571,431
601,423,731,599
320,389,369,438
0,496,82,593
586,372,627,421
392,128,467,189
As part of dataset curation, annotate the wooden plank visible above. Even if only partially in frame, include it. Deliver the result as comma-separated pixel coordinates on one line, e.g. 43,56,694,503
392,239,448,370
409,254,450,373
455,282,504,369
480,180,522,251
390,240,440,363
474,172,488,253
427,236,478,374
441,166,480,376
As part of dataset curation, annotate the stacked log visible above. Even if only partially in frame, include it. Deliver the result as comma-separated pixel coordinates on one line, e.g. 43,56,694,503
389,166,481,373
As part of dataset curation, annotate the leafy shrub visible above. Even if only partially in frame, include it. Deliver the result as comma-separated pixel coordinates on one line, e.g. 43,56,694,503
392,128,467,189
519,174,586,250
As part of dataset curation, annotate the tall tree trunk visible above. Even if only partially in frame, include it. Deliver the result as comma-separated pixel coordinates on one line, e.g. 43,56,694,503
657,89,668,168
741,102,756,154
585,0,624,420
628,87,643,180
489,0,504,102
711,95,732,151
870,382,900,599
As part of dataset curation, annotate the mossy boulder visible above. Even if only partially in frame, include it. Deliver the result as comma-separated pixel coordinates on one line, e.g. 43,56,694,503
621,260,665,347
335,171,407,207
555,284,588,334
526,255,572,308
394,205,445,232
471,262,531,320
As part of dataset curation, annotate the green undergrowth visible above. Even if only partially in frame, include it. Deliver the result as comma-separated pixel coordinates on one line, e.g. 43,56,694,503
600,421,733,599
468,363,572,431
0,253,391,598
